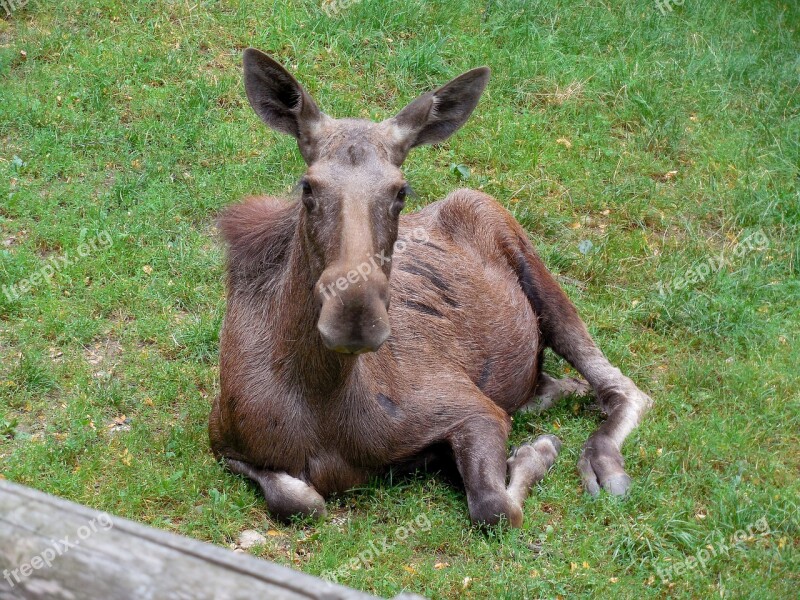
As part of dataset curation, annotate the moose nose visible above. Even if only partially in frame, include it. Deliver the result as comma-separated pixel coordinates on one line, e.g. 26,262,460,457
318,322,391,354
315,269,392,354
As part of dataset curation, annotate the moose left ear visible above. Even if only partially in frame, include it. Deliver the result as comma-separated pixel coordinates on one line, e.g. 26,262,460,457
243,48,330,163
383,67,491,164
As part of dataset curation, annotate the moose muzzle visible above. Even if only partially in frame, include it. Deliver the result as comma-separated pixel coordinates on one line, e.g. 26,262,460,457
315,266,391,354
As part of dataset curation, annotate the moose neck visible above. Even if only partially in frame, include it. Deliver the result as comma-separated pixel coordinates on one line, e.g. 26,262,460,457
274,219,361,398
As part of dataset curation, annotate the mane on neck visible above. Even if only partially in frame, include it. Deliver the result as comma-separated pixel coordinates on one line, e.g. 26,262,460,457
219,196,300,292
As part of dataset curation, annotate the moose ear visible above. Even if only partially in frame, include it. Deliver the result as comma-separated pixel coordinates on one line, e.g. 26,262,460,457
383,67,490,164
243,48,328,162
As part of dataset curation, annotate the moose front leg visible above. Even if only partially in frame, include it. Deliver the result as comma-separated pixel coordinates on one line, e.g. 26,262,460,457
224,458,327,521
449,415,560,527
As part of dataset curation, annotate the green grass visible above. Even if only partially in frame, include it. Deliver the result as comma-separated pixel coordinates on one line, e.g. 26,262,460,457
1,0,798,597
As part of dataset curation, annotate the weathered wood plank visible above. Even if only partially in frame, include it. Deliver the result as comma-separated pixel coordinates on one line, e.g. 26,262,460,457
0,480,424,600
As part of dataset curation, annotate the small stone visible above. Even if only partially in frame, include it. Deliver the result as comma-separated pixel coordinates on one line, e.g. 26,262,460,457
236,529,266,549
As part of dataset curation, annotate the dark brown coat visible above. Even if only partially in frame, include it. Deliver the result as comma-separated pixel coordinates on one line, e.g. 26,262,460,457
209,49,652,526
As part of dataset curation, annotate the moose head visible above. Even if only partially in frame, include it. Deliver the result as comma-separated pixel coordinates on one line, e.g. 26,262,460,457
242,48,490,354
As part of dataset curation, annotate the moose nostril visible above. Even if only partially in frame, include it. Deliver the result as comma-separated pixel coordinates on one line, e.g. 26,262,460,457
317,323,337,349
372,323,391,348
317,321,390,354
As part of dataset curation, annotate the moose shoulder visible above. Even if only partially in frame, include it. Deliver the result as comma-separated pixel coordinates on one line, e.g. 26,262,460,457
209,48,652,527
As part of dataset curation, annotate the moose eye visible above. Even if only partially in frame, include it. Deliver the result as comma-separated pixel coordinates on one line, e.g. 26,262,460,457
300,179,316,212
390,185,409,218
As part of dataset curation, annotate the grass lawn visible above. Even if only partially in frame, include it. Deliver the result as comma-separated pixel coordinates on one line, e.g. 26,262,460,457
1,0,798,597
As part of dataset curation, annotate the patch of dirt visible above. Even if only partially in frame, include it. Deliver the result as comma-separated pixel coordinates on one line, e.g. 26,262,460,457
2,231,25,248
106,415,131,434
84,338,122,378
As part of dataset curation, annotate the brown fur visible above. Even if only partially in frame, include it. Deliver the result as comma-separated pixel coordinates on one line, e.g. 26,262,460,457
209,49,652,526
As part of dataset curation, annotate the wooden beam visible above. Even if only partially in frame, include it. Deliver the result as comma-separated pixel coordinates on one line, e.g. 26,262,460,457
0,480,424,600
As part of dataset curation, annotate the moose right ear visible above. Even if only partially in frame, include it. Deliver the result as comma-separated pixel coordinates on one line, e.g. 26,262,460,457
382,67,491,165
243,48,328,163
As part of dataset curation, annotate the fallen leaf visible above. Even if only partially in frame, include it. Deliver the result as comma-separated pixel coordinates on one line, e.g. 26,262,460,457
556,137,572,149
651,170,678,182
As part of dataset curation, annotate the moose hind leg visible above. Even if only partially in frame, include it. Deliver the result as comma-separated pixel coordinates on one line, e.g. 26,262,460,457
225,458,327,520
511,239,652,496
574,366,651,496
521,372,593,413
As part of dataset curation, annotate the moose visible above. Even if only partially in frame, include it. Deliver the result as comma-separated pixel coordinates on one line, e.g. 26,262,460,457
209,49,652,527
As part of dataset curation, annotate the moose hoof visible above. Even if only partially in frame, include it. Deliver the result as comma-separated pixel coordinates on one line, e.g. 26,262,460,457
269,473,328,521
469,492,523,528
600,473,632,496
531,433,562,457
509,434,561,471
577,435,631,497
